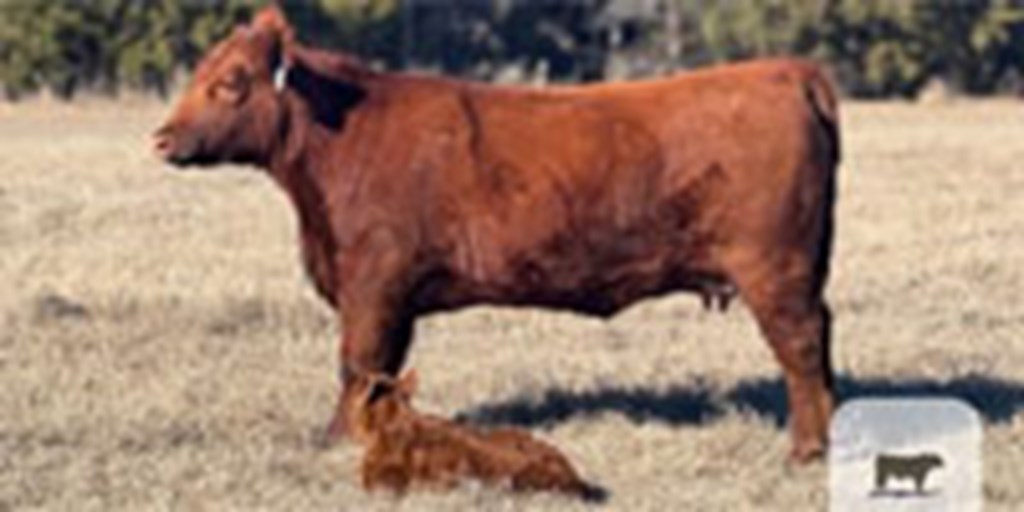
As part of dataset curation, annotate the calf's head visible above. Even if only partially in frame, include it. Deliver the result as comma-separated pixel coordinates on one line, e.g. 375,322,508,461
345,370,419,444
154,6,294,167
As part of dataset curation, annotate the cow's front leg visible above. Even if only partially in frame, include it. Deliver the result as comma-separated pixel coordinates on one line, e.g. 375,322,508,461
321,237,417,444
322,296,415,444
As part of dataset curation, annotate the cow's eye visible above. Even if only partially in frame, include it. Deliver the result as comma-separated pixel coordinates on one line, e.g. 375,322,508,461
210,68,249,104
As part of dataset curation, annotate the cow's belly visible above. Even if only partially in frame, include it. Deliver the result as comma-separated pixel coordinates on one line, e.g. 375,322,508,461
513,231,726,316
509,260,729,317
418,223,727,317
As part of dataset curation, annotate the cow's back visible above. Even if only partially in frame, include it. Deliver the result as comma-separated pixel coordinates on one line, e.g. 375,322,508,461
367,59,839,315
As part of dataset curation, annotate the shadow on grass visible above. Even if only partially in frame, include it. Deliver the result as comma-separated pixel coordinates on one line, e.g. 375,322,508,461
457,373,1024,429
869,488,941,499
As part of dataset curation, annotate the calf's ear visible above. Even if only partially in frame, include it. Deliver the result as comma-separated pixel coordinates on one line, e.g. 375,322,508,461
397,369,418,398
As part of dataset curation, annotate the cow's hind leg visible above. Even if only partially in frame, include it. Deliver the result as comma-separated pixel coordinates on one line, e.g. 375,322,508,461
732,263,834,462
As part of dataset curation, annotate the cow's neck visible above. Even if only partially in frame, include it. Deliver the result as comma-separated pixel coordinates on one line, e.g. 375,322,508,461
262,57,377,305
265,54,369,187
266,92,320,181
263,93,341,303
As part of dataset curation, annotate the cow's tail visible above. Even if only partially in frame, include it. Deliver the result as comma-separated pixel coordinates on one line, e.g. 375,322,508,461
803,65,841,296
804,65,841,168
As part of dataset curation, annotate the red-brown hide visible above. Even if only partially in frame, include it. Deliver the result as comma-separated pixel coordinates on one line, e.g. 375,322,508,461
155,5,840,462
347,371,601,498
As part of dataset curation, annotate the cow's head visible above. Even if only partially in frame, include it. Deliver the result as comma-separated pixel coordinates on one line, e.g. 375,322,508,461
153,6,294,167
921,453,944,469
344,370,418,444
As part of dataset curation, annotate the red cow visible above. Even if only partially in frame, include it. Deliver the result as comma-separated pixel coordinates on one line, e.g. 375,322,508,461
154,6,840,461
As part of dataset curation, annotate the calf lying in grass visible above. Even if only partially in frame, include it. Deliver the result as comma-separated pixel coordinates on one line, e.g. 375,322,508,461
346,370,604,500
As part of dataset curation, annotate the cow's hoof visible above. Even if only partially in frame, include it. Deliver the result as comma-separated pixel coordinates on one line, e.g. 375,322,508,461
789,442,826,464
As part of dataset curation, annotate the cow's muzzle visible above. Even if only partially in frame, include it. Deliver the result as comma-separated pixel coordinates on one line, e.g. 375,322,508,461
152,126,197,167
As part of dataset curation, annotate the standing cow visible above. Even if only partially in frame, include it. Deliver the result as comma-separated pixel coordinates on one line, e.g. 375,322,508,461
875,453,944,494
154,6,840,461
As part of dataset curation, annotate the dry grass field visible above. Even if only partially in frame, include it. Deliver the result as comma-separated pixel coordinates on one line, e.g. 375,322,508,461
1,97,1022,511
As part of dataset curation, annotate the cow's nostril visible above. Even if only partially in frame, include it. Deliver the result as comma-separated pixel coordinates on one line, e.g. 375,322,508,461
153,133,172,156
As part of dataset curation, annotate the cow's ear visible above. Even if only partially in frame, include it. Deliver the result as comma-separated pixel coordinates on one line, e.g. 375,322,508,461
252,4,294,46
251,5,294,92
397,369,418,398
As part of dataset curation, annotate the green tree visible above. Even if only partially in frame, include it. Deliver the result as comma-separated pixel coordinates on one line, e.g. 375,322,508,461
3,0,1024,100
912,0,1024,94
0,0,260,98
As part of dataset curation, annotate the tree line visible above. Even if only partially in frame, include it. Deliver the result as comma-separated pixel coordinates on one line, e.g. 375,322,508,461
1,0,1023,100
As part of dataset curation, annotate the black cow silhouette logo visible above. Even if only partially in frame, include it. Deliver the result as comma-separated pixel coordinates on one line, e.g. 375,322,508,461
873,452,944,495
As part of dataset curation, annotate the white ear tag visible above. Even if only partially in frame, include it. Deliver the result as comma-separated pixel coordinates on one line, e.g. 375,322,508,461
273,63,289,92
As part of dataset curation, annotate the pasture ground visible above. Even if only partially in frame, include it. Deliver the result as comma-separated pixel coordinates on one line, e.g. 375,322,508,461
1,98,1022,511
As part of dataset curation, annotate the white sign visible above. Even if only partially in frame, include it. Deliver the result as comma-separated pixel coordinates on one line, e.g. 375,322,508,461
829,398,981,512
